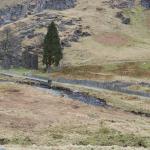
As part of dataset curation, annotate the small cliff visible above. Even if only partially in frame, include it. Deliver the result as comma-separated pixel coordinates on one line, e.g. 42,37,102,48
0,0,76,25
141,0,150,8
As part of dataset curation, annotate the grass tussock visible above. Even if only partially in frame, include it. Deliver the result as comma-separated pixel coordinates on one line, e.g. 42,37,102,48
51,62,150,79
46,124,150,148
0,136,32,145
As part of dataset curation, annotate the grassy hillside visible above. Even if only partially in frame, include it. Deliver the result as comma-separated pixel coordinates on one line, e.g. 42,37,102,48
60,0,150,66
0,0,150,79
1,0,150,65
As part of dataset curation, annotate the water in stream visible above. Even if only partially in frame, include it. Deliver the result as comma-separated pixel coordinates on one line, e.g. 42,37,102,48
37,87,107,107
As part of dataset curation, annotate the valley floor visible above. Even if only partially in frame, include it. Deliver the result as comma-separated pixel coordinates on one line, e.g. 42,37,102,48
0,82,149,149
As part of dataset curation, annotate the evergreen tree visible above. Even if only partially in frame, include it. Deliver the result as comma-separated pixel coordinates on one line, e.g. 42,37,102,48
43,21,62,70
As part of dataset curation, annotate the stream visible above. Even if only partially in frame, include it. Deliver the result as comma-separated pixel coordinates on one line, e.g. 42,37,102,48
36,86,107,107
0,80,107,107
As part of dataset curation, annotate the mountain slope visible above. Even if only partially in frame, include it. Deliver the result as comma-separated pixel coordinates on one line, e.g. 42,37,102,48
61,0,150,65
0,0,150,67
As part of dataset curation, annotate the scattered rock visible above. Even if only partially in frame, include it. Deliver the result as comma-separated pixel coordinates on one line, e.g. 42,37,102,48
109,0,135,9
116,11,124,18
116,11,130,25
61,39,71,47
141,0,150,8
96,7,105,11
81,31,91,37
61,19,75,25
122,17,130,24
0,0,77,26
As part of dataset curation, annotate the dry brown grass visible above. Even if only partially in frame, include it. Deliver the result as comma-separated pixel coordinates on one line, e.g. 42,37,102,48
113,62,150,78
0,83,149,148
3,145,149,150
1,0,150,66
50,62,150,80
52,82,150,116
95,33,129,47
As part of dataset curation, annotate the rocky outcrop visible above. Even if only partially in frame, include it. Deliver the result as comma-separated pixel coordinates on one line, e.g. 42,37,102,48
108,0,135,9
116,11,130,25
0,0,76,25
22,50,38,70
141,0,150,8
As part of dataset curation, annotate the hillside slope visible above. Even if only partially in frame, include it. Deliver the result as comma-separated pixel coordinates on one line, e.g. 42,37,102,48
0,0,150,67
61,0,150,65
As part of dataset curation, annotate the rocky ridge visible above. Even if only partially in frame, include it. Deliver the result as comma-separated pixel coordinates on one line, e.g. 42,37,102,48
0,0,76,25
0,10,91,68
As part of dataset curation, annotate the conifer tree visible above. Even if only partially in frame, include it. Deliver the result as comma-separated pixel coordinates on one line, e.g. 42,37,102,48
43,21,62,70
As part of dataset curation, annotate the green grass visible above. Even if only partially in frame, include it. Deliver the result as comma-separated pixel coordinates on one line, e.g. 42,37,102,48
76,128,150,147
139,62,150,70
102,64,118,72
129,85,150,93
0,136,32,145
0,67,31,75
0,67,49,78
46,124,150,147
123,6,150,39
1,61,150,80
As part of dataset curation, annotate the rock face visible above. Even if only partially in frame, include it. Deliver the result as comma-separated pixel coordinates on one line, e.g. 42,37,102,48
116,11,130,25
1,55,21,69
141,0,150,8
1,55,11,69
22,50,38,70
0,0,76,25
110,0,135,9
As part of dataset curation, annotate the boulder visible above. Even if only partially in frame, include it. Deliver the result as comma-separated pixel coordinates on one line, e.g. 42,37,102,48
122,17,130,24
61,39,71,47
81,31,91,37
116,11,130,25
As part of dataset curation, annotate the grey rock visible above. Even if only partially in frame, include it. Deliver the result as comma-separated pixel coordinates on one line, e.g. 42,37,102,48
61,39,71,47
61,19,75,25
116,11,130,25
22,50,38,70
1,55,11,69
0,148,6,150
110,0,135,9
81,31,91,37
0,0,77,26
122,17,130,24
141,0,150,8
69,35,79,42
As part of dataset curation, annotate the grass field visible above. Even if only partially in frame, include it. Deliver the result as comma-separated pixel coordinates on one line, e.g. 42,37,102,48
0,0,150,149
0,83,149,149
1,0,150,67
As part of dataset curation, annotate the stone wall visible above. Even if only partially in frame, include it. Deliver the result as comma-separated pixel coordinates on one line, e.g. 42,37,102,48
0,0,76,25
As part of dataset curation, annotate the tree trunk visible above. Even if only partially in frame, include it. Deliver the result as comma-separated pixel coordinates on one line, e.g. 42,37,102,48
47,65,51,73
